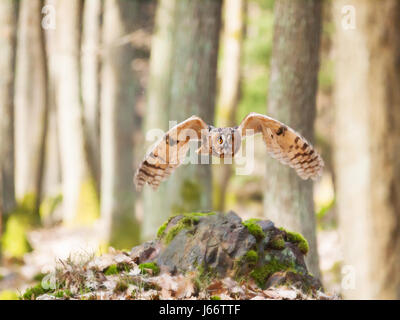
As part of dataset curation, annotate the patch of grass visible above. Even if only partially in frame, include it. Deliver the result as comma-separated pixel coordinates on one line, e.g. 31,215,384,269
139,262,160,276
22,283,50,300
210,295,221,300
104,264,119,276
54,289,72,299
242,219,265,240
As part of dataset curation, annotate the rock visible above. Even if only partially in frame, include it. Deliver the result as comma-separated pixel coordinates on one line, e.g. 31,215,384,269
130,211,322,293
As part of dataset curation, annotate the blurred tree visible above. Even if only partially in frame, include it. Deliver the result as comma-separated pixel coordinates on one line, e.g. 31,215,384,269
142,0,222,240
214,0,245,212
14,0,48,215
141,0,177,241
101,0,141,248
0,0,18,246
334,0,400,299
55,0,94,225
41,0,63,224
81,0,103,194
263,0,322,277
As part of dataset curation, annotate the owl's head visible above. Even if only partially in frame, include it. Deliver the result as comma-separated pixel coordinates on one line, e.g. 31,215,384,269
209,127,241,158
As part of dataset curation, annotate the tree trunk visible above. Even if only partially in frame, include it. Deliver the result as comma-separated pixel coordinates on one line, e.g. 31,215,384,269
100,0,141,248
334,0,400,299
214,0,245,212
41,0,62,223
0,0,18,238
141,0,222,240
141,0,177,241
14,0,48,210
55,0,91,225
167,0,222,214
263,0,322,278
81,0,102,194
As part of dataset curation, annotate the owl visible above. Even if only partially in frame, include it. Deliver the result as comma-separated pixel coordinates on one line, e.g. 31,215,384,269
134,112,324,191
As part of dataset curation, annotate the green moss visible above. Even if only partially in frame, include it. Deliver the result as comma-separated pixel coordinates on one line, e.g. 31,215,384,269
280,228,309,255
22,283,50,300
210,295,221,300
156,220,169,238
139,262,160,276
104,264,119,276
0,290,19,300
157,212,216,240
242,219,265,240
244,250,258,264
250,256,294,288
164,215,199,244
269,236,285,250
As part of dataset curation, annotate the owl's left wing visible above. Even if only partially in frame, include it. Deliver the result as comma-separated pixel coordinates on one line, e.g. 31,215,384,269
238,112,324,180
134,115,209,191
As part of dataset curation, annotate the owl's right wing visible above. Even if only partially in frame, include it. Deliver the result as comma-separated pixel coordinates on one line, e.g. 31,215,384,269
134,116,209,191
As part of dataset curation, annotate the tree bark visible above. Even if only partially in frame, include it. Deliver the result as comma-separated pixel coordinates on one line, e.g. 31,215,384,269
55,0,90,225
166,0,222,214
0,0,18,235
81,0,103,194
141,0,177,241
334,0,400,299
263,0,322,278
214,0,245,212
41,0,63,223
141,0,222,240
14,0,48,209
101,0,141,248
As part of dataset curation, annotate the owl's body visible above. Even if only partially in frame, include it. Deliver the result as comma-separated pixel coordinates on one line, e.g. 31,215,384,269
134,113,324,191
198,126,242,158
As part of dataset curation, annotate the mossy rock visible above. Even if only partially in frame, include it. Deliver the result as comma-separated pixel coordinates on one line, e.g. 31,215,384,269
130,211,322,293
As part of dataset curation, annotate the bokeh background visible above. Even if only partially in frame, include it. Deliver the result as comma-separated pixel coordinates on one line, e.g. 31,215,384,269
0,0,399,300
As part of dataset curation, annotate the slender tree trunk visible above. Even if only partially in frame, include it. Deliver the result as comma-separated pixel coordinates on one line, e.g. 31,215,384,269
167,0,222,214
82,0,103,195
55,0,89,225
334,0,400,299
14,0,48,210
0,0,18,241
42,0,63,223
141,0,177,241
263,0,322,278
101,0,141,248
141,0,222,240
214,0,245,212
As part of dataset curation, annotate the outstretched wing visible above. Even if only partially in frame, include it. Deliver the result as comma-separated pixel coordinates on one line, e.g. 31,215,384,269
134,116,209,191
238,112,324,180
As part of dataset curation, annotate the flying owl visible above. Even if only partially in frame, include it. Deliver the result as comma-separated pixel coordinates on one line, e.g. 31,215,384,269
134,112,324,191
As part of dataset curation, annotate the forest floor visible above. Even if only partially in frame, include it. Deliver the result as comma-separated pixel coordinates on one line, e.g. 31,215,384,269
0,219,341,300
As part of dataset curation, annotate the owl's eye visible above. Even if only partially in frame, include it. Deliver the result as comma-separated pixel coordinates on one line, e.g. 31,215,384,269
218,136,223,144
